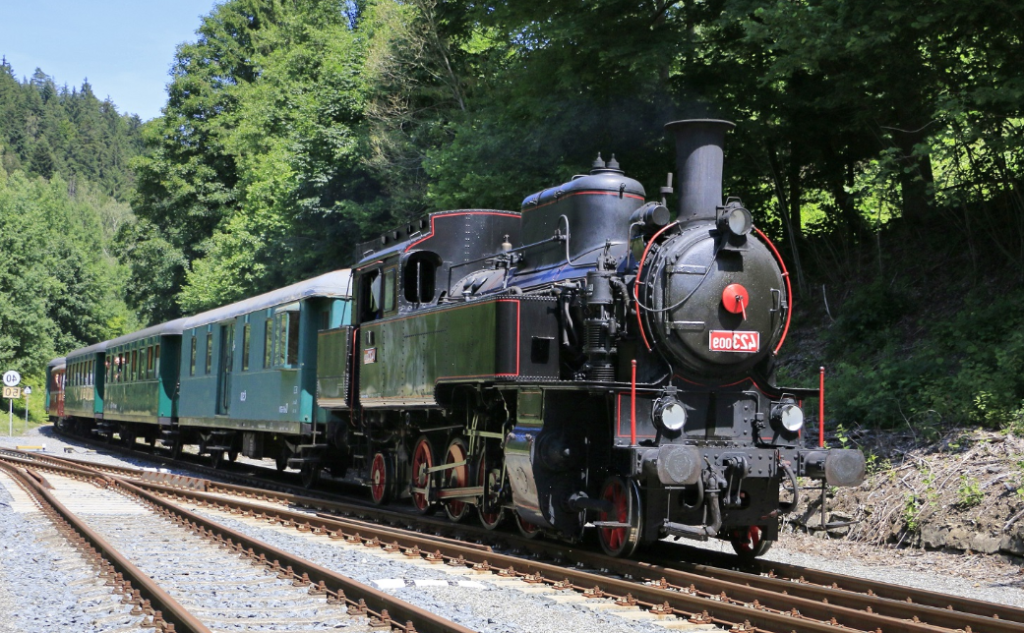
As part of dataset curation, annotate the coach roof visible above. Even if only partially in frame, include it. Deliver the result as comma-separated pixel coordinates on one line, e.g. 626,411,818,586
66,341,108,360
182,269,352,330
105,318,190,349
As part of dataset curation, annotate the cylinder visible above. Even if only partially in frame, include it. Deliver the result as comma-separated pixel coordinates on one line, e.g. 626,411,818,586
664,119,735,223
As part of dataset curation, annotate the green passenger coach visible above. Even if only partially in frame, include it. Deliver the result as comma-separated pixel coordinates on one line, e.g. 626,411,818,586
102,318,188,446
64,342,106,426
175,270,352,475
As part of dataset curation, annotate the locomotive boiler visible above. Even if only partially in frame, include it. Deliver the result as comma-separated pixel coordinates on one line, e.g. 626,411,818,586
318,119,865,558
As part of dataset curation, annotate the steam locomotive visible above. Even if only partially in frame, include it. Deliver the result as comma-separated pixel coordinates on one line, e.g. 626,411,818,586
48,119,864,559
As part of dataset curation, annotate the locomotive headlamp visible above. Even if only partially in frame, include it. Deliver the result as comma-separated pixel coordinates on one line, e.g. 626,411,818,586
655,399,687,432
771,401,804,433
723,205,753,236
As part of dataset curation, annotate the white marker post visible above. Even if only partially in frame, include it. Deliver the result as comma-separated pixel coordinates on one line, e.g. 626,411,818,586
23,386,31,434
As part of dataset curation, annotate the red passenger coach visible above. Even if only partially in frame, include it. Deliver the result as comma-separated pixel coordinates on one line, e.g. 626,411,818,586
46,357,66,419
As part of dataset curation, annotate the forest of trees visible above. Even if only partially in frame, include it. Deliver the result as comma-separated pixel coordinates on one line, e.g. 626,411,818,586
0,62,141,379
3,0,1024,428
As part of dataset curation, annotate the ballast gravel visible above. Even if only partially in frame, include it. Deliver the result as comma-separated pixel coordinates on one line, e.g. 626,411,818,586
186,506,674,633
0,477,148,633
5,424,1024,622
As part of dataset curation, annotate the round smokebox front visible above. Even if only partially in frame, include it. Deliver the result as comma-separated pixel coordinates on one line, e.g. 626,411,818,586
644,227,784,378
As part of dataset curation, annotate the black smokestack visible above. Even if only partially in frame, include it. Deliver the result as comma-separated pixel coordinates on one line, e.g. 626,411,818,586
664,119,734,223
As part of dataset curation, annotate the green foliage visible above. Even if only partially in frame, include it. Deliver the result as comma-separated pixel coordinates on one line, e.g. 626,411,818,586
955,474,984,508
902,493,922,533
0,170,133,375
825,279,908,358
130,0,377,317
0,64,142,200
805,280,1024,431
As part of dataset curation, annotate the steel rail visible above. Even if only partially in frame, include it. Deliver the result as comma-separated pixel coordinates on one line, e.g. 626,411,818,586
0,460,213,633
0,452,475,633
126,478,962,633
20,444,1024,631
109,477,477,633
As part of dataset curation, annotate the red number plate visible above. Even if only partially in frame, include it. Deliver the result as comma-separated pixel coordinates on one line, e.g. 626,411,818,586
709,330,760,353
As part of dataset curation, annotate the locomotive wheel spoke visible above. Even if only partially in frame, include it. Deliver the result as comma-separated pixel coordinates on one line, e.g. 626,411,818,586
370,451,392,505
411,435,436,514
476,455,505,530
514,511,543,539
597,475,642,558
443,438,470,522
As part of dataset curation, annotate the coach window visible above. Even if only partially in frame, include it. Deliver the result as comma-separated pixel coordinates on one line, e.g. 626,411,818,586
242,323,251,371
154,344,161,378
404,252,438,305
189,335,197,376
131,350,138,381
147,346,154,379
272,306,300,368
263,318,273,368
205,332,213,374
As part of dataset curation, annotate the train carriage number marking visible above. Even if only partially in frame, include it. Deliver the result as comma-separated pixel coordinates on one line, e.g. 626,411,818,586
709,330,760,353
363,348,377,364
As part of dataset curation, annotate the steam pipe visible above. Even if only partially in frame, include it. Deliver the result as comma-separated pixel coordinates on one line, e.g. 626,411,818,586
664,119,735,223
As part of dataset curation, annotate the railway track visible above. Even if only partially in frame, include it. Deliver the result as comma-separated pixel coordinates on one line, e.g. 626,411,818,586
0,452,475,633
4,446,1022,633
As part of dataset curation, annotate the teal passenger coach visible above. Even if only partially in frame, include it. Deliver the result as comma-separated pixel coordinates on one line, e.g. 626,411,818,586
50,269,352,482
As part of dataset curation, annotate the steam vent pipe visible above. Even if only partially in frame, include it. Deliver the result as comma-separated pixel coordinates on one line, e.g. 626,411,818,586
664,119,735,223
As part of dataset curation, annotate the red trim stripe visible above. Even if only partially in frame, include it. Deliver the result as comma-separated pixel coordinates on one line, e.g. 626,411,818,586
753,226,793,355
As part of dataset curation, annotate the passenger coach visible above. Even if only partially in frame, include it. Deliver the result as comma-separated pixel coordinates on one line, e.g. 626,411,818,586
48,270,352,482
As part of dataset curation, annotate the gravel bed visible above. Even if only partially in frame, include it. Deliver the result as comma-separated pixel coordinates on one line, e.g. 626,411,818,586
678,531,1024,608
40,478,372,632
9,425,1024,616
0,474,149,633
187,506,674,633
0,426,202,476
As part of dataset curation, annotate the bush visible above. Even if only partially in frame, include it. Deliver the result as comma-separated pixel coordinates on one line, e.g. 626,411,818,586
814,283,1024,431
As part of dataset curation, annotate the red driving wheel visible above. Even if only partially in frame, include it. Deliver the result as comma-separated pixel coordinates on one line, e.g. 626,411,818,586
597,476,642,558
411,436,435,513
730,525,773,559
370,452,391,505
514,510,542,539
443,438,470,522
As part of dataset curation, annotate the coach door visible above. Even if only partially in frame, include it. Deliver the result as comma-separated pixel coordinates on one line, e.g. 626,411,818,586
217,323,235,415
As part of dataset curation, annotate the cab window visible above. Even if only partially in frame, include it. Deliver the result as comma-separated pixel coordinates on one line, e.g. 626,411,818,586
383,268,396,313
359,269,382,322
404,252,438,304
